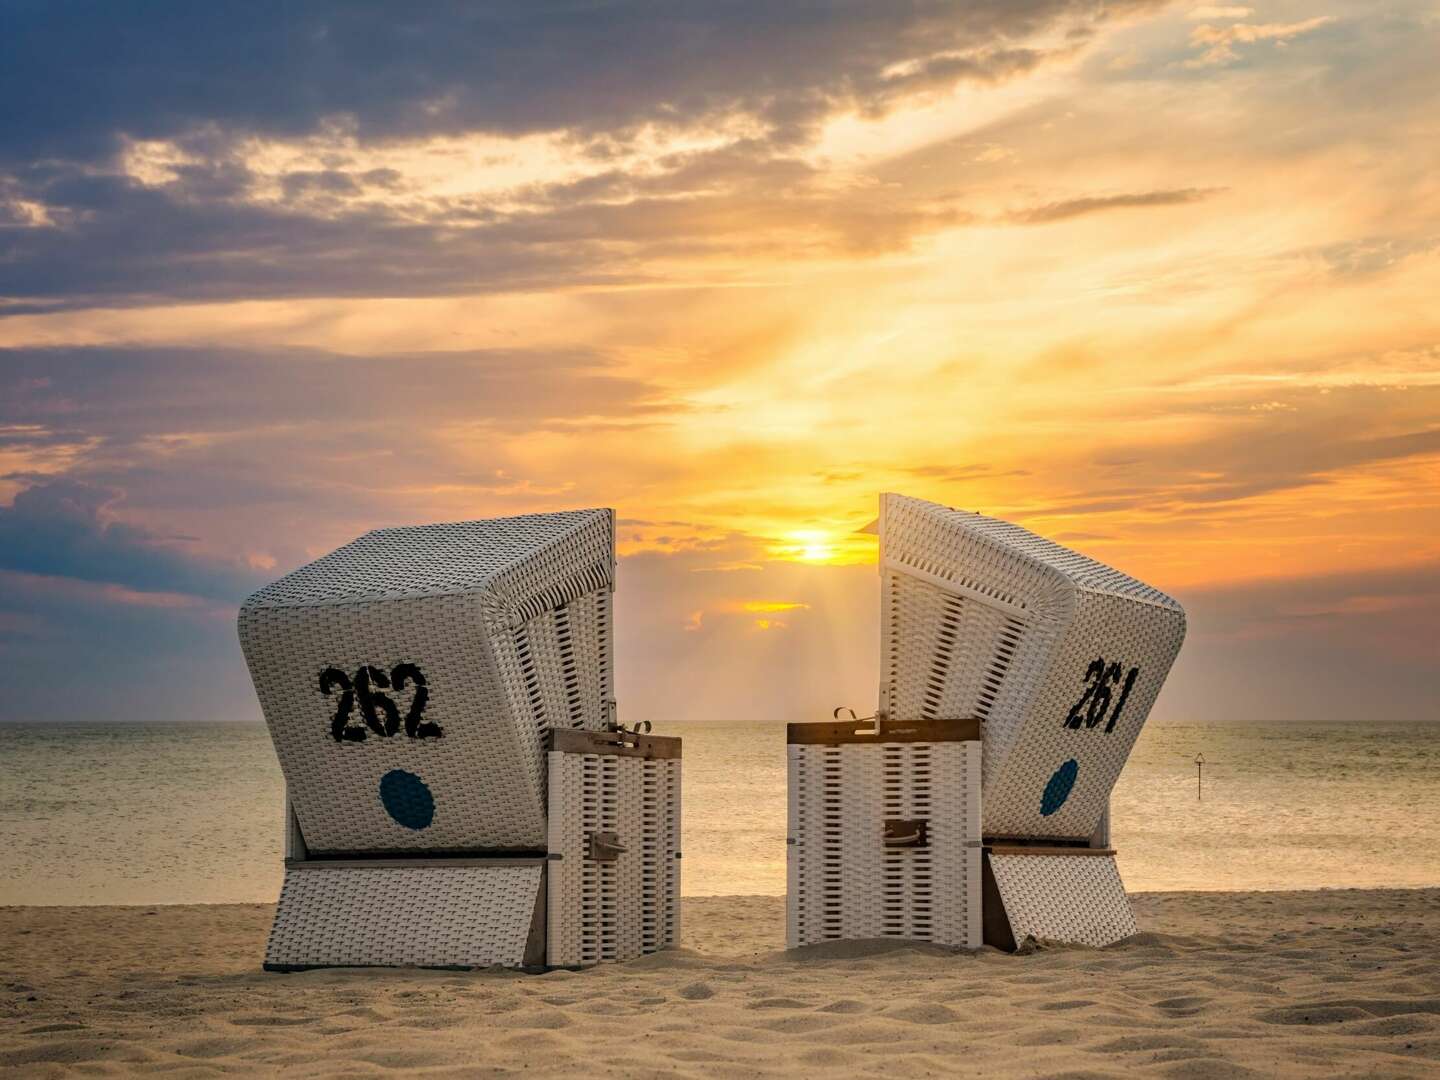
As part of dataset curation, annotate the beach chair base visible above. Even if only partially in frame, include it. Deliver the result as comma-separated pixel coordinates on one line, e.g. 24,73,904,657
786,718,983,950
982,846,1137,950
544,731,683,967
263,729,682,972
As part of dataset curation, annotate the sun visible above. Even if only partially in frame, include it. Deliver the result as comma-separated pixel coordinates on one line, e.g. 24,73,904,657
781,529,837,564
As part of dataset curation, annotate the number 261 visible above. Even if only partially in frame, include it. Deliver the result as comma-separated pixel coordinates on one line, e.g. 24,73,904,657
1063,657,1139,734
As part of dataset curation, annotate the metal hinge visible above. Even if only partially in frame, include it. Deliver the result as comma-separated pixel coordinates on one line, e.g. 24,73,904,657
587,831,626,862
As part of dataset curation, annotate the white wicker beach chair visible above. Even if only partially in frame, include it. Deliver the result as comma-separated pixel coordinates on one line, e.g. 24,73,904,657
238,509,680,970
878,493,1186,948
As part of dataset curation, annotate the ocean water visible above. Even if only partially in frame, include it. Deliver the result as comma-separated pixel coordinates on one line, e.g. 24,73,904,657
0,721,1436,905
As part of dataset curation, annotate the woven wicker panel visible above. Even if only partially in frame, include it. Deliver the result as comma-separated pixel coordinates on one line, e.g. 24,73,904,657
988,852,1137,947
264,863,541,968
640,757,683,954
787,740,981,949
546,750,681,968
787,743,844,946
492,589,612,737
983,589,1186,837
245,510,612,610
879,494,1185,840
882,496,1174,608
882,573,1032,726
239,511,615,854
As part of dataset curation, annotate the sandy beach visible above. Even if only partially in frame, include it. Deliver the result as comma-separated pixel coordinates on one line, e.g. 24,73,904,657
1,889,1437,1078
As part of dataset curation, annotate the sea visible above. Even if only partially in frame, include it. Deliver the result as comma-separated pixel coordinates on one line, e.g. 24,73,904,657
0,721,1437,906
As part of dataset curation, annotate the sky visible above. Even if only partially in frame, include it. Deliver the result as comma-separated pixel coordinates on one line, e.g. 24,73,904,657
1,1,1436,726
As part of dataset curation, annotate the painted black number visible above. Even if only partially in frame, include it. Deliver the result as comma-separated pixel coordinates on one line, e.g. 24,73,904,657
355,665,401,737
320,662,441,741
1064,659,1104,729
1064,656,1140,734
391,663,441,739
1106,665,1139,734
320,667,362,742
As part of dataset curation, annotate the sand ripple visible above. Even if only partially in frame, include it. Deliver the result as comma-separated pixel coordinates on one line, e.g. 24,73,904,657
1,889,1438,1077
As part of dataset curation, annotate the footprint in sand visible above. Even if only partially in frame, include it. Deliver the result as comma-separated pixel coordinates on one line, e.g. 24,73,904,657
356,1049,451,1069
1257,1004,1374,1025
1153,995,1211,1016
816,1000,867,1014
747,997,811,1009
798,1047,857,1067
884,1002,961,1025
0,1042,123,1068
227,1014,316,1027
1014,1026,1083,1046
173,1037,252,1060
1153,1058,1260,1079
1088,1032,1207,1054
1038,998,1097,1012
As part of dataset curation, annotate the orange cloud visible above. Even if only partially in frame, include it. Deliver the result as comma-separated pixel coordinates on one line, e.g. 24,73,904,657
1186,16,1335,67
4,1,1438,724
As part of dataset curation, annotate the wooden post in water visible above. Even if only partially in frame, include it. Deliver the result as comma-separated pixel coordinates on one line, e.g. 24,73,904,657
1194,752,1205,801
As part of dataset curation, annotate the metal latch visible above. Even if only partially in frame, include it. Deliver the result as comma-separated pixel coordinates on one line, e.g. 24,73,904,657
587,831,627,862
834,705,882,736
884,819,928,848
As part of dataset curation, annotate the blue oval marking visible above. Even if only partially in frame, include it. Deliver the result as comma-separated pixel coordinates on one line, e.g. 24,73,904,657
1040,759,1078,817
379,769,435,830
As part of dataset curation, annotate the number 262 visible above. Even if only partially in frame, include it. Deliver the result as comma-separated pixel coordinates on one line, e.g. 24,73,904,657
319,662,442,743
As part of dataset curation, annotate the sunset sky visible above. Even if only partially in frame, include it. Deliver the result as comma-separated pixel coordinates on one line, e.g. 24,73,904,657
1,1,1436,726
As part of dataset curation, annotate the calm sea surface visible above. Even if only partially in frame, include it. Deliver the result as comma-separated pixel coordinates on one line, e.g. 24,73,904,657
0,721,1436,905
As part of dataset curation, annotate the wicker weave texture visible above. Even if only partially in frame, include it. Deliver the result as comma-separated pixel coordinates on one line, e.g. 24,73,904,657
787,740,981,949
879,494,1185,840
983,589,1184,837
989,853,1137,948
546,751,682,967
238,511,615,854
264,864,540,968
245,510,612,610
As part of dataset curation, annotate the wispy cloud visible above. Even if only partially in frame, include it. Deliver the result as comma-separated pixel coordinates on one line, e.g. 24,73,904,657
1187,6,1254,20
1009,187,1221,224
1186,15,1336,67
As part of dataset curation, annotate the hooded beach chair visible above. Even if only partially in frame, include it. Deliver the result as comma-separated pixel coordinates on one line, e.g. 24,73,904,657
238,509,680,970
788,494,1185,950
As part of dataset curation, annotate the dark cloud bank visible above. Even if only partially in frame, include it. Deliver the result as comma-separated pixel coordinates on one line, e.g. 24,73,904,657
1,2,1145,161
0,1,1163,308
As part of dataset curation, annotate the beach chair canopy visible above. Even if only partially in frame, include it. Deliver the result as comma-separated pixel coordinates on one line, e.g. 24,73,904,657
879,494,1185,840
239,508,615,854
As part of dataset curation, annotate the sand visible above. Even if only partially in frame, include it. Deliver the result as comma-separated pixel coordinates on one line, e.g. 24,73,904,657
2,889,1438,1078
